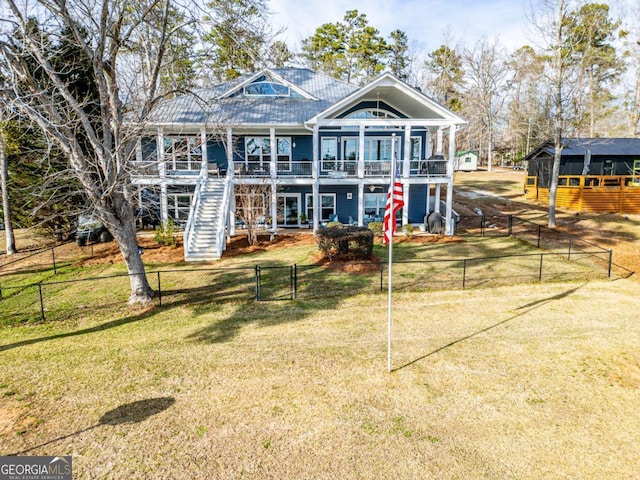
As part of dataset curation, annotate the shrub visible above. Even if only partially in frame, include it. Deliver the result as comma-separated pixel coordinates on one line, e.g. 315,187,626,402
403,224,414,237
326,221,343,228
368,221,383,237
154,220,178,246
315,226,373,260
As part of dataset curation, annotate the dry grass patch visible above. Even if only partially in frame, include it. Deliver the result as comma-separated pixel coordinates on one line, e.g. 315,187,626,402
1,277,639,478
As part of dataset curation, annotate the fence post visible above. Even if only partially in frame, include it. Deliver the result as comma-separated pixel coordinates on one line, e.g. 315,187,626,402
51,247,57,275
157,271,162,306
462,259,467,289
538,254,543,281
537,225,541,248
293,264,297,299
568,235,573,260
38,282,45,321
255,266,260,301
508,215,513,236
608,250,613,278
481,216,485,236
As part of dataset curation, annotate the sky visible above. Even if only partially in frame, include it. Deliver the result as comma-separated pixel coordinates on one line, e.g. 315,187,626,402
268,0,533,57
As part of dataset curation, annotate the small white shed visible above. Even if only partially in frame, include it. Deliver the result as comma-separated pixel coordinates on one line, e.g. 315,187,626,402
455,150,479,172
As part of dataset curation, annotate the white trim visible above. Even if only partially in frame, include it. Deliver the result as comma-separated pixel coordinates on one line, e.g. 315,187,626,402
306,72,466,127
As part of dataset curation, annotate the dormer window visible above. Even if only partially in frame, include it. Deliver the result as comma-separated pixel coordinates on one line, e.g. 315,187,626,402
243,81,290,97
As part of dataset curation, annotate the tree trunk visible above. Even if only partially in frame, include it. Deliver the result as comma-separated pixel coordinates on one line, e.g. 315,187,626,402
107,203,155,305
548,0,566,229
0,138,17,255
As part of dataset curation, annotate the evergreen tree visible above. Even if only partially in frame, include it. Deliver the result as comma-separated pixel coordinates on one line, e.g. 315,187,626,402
301,10,388,85
425,44,464,111
387,30,411,81
566,2,624,136
203,0,270,81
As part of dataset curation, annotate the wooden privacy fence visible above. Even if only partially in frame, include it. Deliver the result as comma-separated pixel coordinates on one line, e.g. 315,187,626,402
525,175,640,213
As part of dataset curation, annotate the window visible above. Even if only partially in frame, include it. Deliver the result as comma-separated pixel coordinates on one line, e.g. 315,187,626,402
164,136,201,171
321,137,337,170
245,137,291,169
365,193,402,222
243,81,290,97
364,193,387,218
603,159,614,176
167,185,194,224
343,108,400,130
305,193,336,222
235,192,267,224
363,137,401,161
411,137,422,161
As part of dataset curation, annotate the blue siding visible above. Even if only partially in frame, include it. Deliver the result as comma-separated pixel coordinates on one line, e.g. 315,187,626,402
408,185,428,223
207,141,227,170
141,137,157,161
292,135,313,160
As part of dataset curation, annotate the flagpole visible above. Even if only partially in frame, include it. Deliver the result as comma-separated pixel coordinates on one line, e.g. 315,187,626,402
387,135,396,373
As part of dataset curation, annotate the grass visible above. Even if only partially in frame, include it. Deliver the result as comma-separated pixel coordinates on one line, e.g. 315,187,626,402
1,238,639,478
1,170,638,477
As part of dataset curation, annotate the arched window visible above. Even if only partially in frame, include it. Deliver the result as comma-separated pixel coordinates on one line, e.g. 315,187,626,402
346,108,399,121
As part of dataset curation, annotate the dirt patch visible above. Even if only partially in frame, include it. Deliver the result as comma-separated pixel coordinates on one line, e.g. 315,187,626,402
0,401,36,437
221,233,316,258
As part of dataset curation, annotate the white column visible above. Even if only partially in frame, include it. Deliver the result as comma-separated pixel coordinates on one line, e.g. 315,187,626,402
436,127,444,154
312,182,320,232
200,127,208,177
160,183,168,224
435,184,441,213
403,124,411,178
402,183,409,226
358,183,364,226
270,127,277,178
312,125,319,179
426,184,431,217
358,124,365,178
229,187,236,236
227,128,233,176
136,138,143,162
445,126,457,235
157,127,166,177
271,182,278,233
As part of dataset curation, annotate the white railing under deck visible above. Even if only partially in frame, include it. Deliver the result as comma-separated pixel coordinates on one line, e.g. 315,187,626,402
183,174,204,259
214,177,231,258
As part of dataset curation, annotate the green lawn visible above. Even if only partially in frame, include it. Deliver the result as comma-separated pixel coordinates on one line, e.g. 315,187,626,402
1,239,639,479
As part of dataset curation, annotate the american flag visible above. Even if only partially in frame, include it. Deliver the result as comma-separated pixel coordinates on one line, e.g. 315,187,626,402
382,169,404,246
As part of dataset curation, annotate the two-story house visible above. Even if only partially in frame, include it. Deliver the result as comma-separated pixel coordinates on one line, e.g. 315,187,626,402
133,68,467,260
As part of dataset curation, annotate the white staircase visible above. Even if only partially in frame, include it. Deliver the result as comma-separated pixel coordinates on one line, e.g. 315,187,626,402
184,178,227,261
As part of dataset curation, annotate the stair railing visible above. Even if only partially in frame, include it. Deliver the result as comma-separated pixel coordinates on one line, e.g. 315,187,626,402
214,176,232,258
183,172,205,260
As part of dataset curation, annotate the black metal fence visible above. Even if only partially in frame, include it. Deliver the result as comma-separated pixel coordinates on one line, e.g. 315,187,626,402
0,215,629,325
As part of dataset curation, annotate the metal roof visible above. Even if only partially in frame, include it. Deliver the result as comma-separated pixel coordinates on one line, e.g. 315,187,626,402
146,68,358,126
527,138,640,158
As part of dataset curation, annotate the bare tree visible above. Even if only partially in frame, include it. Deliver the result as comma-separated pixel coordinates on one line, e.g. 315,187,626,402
234,183,272,245
462,37,509,171
0,112,17,254
528,0,585,228
0,0,201,304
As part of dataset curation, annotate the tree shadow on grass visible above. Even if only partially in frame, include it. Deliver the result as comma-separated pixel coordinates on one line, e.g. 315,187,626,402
393,283,586,372
185,259,382,344
10,397,175,455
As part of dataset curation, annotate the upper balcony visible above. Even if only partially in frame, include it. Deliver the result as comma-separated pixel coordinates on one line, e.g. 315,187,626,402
132,157,449,181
